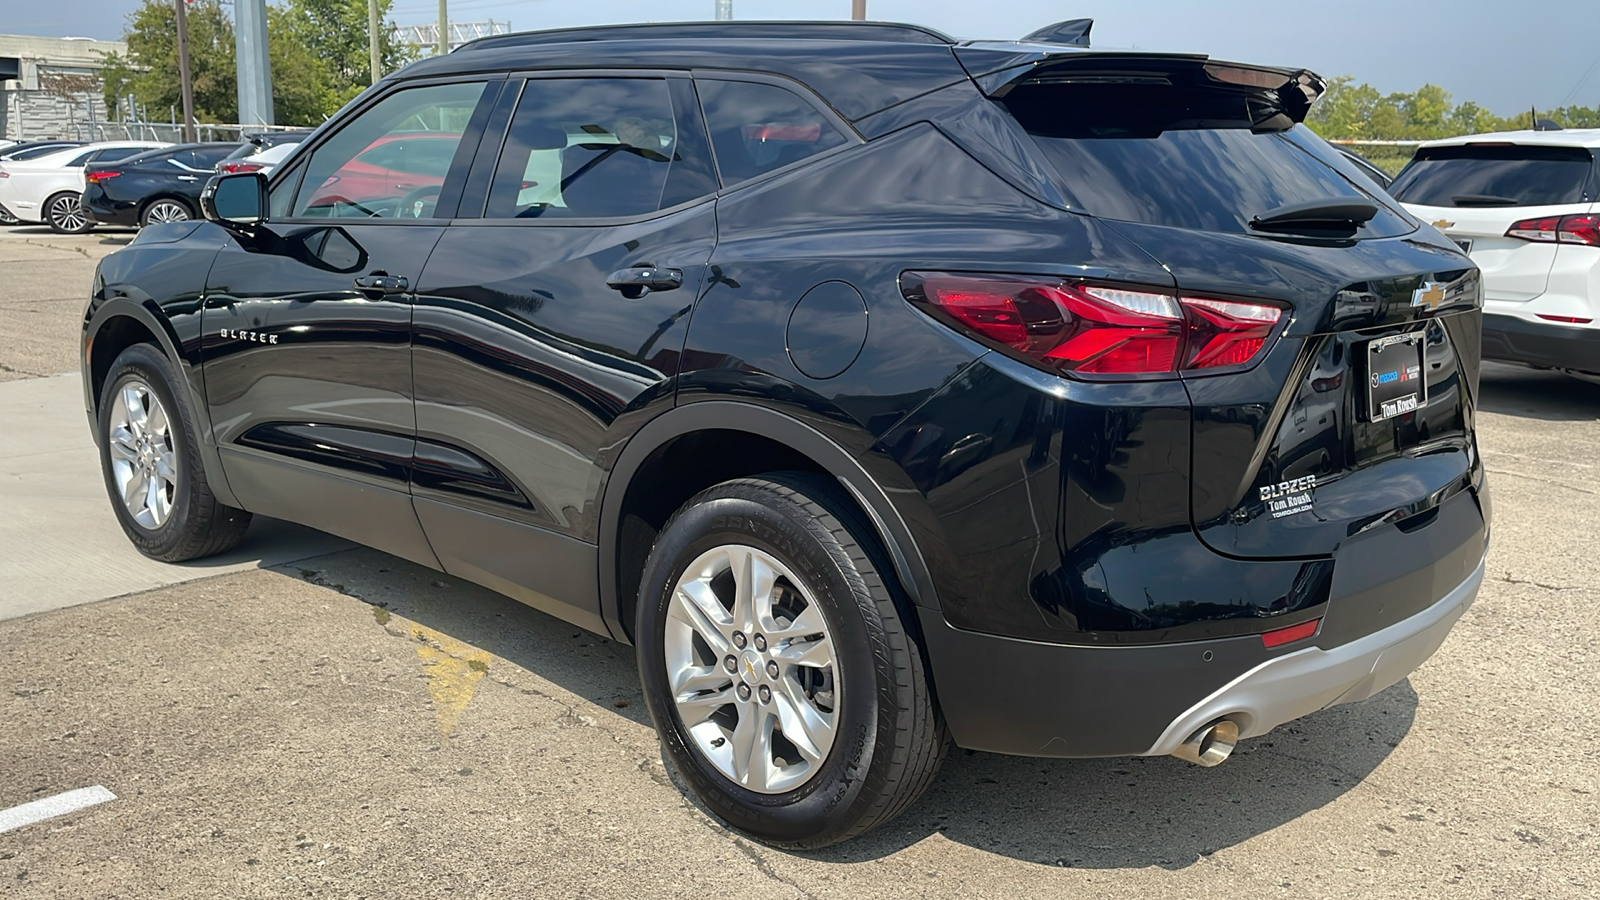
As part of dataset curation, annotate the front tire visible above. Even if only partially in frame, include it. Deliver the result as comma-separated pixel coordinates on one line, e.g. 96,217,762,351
636,473,945,848
45,191,91,234
97,344,251,561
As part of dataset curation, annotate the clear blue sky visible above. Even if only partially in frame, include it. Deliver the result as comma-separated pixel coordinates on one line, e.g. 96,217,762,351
3,0,1598,115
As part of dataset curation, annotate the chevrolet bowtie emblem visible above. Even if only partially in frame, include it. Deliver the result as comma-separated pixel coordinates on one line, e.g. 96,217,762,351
1432,219,1455,230
1411,281,1448,311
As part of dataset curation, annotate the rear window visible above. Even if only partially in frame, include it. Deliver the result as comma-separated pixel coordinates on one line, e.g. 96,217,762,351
1002,81,1409,237
1389,145,1594,208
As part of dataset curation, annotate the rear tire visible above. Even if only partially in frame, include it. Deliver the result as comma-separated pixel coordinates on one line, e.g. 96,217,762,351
97,344,251,561
45,191,91,234
636,473,946,848
140,198,193,227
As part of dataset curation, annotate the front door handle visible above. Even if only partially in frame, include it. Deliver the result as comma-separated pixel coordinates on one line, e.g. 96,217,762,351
606,265,683,298
353,273,409,295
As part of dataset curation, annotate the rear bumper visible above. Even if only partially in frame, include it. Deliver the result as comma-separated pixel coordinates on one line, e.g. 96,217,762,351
81,191,138,227
921,490,1488,758
1482,312,1600,374
1144,553,1482,755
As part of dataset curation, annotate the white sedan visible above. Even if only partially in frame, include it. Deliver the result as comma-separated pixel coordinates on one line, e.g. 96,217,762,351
1392,128,1600,382
0,141,169,233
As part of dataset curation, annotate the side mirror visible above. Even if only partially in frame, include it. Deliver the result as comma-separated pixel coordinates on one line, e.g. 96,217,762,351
201,172,268,229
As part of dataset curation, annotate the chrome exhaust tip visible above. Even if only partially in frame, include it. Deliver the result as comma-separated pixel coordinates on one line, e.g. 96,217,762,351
1171,719,1239,767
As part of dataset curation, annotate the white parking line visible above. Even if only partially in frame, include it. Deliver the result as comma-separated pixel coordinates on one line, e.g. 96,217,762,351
0,786,116,834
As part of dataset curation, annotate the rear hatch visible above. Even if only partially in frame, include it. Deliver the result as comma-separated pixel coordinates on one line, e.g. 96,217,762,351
1390,143,1597,302
988,54,1485,562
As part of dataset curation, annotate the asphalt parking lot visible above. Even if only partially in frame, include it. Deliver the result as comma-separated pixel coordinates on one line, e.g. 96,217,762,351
1,226,1597,899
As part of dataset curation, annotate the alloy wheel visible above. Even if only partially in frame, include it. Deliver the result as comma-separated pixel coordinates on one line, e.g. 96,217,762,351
144,200,190,225
665,544,841,794
106,380,177,529
48,194,86,232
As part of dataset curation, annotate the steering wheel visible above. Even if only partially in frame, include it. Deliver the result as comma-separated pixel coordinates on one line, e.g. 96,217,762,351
395,184,443,219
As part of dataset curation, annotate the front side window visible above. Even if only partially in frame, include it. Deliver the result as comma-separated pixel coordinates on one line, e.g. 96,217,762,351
485,77,715,219
696,79,848,186
289,81,487,219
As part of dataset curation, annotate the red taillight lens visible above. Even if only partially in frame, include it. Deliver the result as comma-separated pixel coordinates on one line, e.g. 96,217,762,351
903,272,1283,378
85,171,120,184
217,161,265,174
1261,617,1320,649
1507,214,1600,245
1537,314,1594,324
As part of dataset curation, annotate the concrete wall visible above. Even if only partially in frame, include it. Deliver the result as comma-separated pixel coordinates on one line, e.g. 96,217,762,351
0,35,127,141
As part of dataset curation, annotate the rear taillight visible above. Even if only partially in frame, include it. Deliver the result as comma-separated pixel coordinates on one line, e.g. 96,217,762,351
1506,214,1600,246
217,161,265,174
1537,314,1594,324
85,171,120,184
902,272,1284,378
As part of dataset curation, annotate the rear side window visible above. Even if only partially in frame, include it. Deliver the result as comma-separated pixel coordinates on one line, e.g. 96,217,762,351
1389,145,1594,208
1002,81,1410,237
485,78,717,219
696,79,847,186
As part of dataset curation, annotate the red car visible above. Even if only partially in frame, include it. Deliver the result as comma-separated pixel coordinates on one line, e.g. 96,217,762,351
303,132,460,215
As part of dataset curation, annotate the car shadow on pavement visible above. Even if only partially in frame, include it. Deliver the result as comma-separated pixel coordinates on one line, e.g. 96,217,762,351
272,544,1415,870
1478,362,1600,421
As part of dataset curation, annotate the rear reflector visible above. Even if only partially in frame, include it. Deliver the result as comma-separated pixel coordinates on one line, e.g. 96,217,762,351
1261,617,1320,648
902,271,1283,378
1507,214,1600,246
1537,314,1594,324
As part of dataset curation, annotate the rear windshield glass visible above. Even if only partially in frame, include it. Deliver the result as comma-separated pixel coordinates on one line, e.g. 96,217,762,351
1002,82,1409,237
1389,145,1594,208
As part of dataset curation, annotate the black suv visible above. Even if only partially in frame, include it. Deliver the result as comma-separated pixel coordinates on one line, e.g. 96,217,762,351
82,19,1489,848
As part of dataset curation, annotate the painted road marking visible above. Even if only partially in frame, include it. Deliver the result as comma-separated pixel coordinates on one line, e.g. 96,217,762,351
411,626,490,740
0,786,116,834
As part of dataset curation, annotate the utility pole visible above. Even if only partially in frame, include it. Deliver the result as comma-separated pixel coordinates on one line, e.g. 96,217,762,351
437,0,448,55
369,0,381,84
235,0,274,128
715,0,732,20
851,0,866,20
174,0,196,142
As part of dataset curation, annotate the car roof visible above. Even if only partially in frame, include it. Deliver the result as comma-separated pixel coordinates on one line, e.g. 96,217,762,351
6,141,167,167
109,142,239,165
1418,128,1600,150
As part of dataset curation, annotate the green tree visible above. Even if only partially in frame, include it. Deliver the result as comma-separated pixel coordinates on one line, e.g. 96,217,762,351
102,0,413,127
283,0,416,111
102,0,238,123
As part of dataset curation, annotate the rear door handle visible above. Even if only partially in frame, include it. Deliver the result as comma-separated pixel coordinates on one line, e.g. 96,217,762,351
177,175,199,182
353,273,409,295
606,265,683,298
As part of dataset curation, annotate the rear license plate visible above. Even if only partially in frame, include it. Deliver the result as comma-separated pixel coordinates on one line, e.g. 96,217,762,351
1366,332,1427,421
1452,238,1473,253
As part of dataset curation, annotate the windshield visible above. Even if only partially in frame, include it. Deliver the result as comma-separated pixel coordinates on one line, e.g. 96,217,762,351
1002,81,1410,237
1389,144,1594,208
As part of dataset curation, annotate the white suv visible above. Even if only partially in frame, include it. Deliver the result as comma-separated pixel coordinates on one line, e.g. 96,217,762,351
1391,129,1600,380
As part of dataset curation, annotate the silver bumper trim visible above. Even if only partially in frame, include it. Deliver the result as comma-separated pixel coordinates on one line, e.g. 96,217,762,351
1143,553,1486,756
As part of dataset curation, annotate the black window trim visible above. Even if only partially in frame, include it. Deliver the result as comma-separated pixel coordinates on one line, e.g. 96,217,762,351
453,68,725,228
268,73,508,227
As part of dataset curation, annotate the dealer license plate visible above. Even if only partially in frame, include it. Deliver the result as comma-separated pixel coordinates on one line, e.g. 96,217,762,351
1366,332,1427,421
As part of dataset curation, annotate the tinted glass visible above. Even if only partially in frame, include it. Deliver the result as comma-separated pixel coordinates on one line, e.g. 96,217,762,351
697,80,847,186
6,144,78,161
193,145,237,167
290,81,486,219
486,78,714,219
1003,82,1409,237
1389,145,1594,208
63,149,97,167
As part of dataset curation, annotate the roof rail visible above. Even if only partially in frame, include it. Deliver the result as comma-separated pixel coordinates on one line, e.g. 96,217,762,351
455,20,955,53
1019,18,1093,48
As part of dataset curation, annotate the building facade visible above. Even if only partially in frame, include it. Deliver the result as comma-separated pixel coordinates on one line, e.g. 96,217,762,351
0,34,126,141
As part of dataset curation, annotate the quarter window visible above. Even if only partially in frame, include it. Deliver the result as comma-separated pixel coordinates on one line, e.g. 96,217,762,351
287,81,487,219
485,77,716,219
695,79,847,186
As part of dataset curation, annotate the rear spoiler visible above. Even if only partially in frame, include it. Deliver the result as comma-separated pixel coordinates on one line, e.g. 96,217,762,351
954,43,1326,123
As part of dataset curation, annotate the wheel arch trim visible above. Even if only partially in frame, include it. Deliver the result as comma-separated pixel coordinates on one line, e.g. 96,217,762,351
597,401,938,644
83,296,241,509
